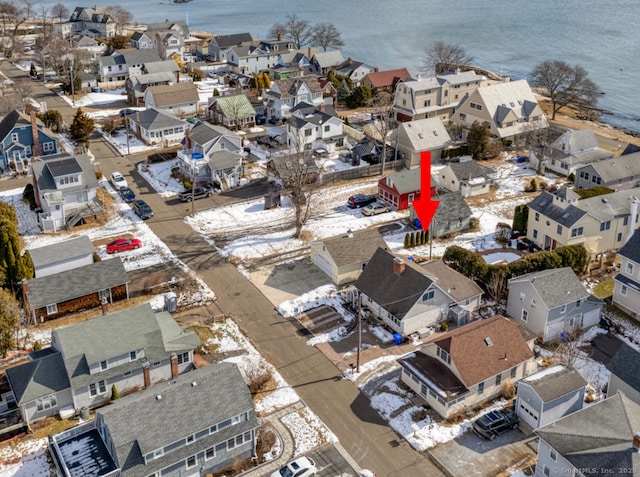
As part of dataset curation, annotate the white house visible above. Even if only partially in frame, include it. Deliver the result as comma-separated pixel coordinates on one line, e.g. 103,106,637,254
286,102,344,152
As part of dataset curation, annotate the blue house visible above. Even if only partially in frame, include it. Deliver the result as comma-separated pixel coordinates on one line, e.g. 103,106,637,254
0,110,59,172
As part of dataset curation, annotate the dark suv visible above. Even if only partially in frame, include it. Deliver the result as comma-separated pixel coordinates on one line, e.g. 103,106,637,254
347,194,377,209
472,409,519,440
178,186,211,202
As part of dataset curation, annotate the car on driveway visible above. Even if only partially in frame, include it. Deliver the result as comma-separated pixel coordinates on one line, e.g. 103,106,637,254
347,194,377,209
132,199,153,220
110,171,128,190
362,202,390,216
178,186,211,202
271,456,316,477
106,237,141,254
472,408,519,440
119,187,136,203
119,108,136,117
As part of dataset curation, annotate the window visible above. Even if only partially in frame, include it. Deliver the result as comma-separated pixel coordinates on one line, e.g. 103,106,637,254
205,447,215,460
477,381,484,394
571,226,584,238
495,374,502,386
436,347,451,365
557,224,562,235
618,232,623,242
123,371,131,377
177,352,190,365
43,142,54,152
408,193,415,204
470,102,482,110
324,125,330,132
186,434,195,444
423,100,431,107
532,229,538,239
36,394,57,411
11,132,18,142
46,304,58,315
521,309,528,322
550,449,557,461
624,216,629,226
511,366,517,378
99,289,108,301
304,129,312,137
534,212,539,222
621,284,628,296
227,438,236,450
560,304,566,314
600,221,611,232
422,289,435,302
627,262,634,275
130,351,137,361
543,465,550,477
186,455,197,469
100,360,108,371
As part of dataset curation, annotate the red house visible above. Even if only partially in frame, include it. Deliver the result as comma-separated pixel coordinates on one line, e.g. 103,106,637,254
378,167,437,210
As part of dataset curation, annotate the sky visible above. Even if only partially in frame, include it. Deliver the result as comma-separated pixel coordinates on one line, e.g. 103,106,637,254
1,77,639,477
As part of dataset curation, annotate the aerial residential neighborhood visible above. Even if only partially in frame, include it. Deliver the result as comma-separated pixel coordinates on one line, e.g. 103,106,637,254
0,3,639,477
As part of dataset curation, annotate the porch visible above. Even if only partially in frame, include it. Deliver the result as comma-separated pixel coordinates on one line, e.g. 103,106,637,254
38,199,105,232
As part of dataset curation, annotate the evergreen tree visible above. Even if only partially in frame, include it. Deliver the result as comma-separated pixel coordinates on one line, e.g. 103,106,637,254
0,202,32,290
262,72,271,89
404,233,410,249
111,384,120,400
68,108,95,151
38,110,63,132
410,232,416,247
0,288,20,357
467,120,490,159
29,63,37,77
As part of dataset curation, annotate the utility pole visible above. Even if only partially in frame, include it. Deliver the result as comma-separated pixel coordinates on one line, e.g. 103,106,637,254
69,56,75,106
356,293,362,373
126,116,130,156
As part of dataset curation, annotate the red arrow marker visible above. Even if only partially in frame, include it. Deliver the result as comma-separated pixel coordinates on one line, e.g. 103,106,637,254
412,150,439,232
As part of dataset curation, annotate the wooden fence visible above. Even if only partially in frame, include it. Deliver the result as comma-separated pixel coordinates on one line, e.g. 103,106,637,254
317,159,404,185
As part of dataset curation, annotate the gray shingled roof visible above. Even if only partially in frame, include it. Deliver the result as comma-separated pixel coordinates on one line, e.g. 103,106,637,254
527,190,586,228
142,60,180,74
312,229,388,268
618,228,640,262
420,260,483,302
187,122,231,146
30,153,98,194
99,362,257,477
147,82,199,107
508,267,590,309
606,342,640,392
396,118,451,151
5,349,70,404
355,247,433,319
26,258,128,309
129,108,185,131
386,168,421,195
520,365,587,402
211,32,253,48
28,236,93,271
312,50,345,68
54,303,199,389
587,151,640,183
448,159,494,181
536,394,640,475
433,192,472,224
209,150,242,170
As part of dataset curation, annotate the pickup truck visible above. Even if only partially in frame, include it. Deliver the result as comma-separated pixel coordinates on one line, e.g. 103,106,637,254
178,186,212,202
472,408,519,440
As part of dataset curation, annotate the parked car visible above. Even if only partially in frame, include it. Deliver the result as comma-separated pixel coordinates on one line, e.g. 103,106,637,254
178,186,211,202
472,409,519,440
110,171,128,190
132,199,153,220
119,108,136,117
119,187,136,203
271,456,316,477
362,202,390,216
255,113,266,125
347,194,377,209
106,237,141,254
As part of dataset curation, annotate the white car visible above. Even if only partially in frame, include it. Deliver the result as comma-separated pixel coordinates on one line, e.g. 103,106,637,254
271,456,316,477
110,171,128,190
362,202,390,216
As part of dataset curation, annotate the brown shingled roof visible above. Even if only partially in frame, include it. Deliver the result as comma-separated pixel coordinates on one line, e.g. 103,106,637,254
364,68,411,88
147,82,199,107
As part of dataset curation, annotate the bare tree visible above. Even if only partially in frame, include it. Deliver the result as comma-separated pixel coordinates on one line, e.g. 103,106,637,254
530,60,599,120
485,268,508,308
421,41,474,75
366,91,395,172
0,0,26,56
269,14,311,49
50,2,68,24
554,329,587,370
309,22,344,52
108,5,132,35
494,222,512,247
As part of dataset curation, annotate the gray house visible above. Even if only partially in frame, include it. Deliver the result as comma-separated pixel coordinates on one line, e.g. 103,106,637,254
5,303,199,425
309,229,388,285
207,32,253,62
409,192,473,238
612,228,640,319
574,151,640,192
515,365,587,430
127,108,187,146
28,236,94,278
392,117,452,169
607,342,640,405
49,362,258,477
534,393,640,477
506,267,603,343
144,82,200,118
436,157,495,197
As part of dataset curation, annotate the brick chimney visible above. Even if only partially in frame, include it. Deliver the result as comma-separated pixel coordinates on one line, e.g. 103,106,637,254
143,362,151,388
30,112,42,158
185,128,191,150
307,47,311,59
170,353,179,378
633,432,640,451
393,257,405,275
21,279,31,321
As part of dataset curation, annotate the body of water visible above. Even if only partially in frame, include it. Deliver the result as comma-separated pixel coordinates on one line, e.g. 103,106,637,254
48,0,640,132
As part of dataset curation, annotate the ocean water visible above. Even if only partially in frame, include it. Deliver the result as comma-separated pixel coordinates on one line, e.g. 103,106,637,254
48,0,640,132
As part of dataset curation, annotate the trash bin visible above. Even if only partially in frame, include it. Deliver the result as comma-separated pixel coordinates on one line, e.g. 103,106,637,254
80,406,89,419
164,292,177,313
393,333,403,346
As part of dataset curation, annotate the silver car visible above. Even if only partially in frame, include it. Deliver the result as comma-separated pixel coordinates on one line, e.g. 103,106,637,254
362,202,390,216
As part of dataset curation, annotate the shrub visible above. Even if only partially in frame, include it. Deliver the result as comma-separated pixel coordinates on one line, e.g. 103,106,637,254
33,341,42,351
525,178,537,192
95,171,103,180
410,232,416,247
183,181,192,189
102,119,119,136
539,181,548,190
92,253,102,262
404,233,410,249
501,380,516,399
567,172,575,182
171,166,180,177
111,384,120,400
440,322,449,332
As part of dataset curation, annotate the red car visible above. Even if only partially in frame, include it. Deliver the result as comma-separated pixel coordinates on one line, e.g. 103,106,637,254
106,237,141,254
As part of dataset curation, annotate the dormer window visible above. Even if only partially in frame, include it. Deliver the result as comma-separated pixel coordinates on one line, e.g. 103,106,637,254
436,346,451,365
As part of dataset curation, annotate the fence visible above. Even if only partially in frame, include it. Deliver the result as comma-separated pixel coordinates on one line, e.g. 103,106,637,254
317,159,404,185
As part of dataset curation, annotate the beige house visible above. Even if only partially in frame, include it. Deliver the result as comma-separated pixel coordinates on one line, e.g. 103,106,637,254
398,315,536,418
392,117,452,169
450,79,548,141
310,229,388,285
526,187,640,257
143,82,199,117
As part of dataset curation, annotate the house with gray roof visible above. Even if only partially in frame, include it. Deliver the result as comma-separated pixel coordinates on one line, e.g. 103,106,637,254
0,109,59,171
607,342,640,405
515,365,587,430
28,236,94,278
612,228,640,319
436,156,496,197
575,150,640,191
126,71,176,106
534,393,640,477
98,49,161,84
5,303,199,425
534,128,613,177
263,75,330,121
286,102,344,151
311,50,345,75
207,93,256,130
506,267,602,343
49,362,257,477
392,117,452,169
354,248,478,336
333,57,376,87
23,257,129,324
310,229,388,285
225,44,281,75
127,108,186,146
179,122,243,189
30,152,103,232
407,191,473,238
526,186,640,257
206,32,253,61
378,167,433,211
449,79,548,142
144,81,199,117
56,6,116,39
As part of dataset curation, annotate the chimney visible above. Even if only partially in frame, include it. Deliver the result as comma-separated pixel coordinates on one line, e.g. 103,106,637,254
374,66,379,73
393,257,405,275
627,197,639,244
170,353,179,378
634,432,640,451
30,112,42,158
185,128,192,150
348,57,352,65
21,278,31,321
101,297,109,315
307,47,311,59
143,363,151,388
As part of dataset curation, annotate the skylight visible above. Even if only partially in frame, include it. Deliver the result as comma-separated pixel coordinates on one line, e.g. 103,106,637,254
484,337,493,347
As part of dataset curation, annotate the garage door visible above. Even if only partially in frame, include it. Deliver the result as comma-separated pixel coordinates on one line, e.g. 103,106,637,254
517,399,539,429
582,309,600,329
